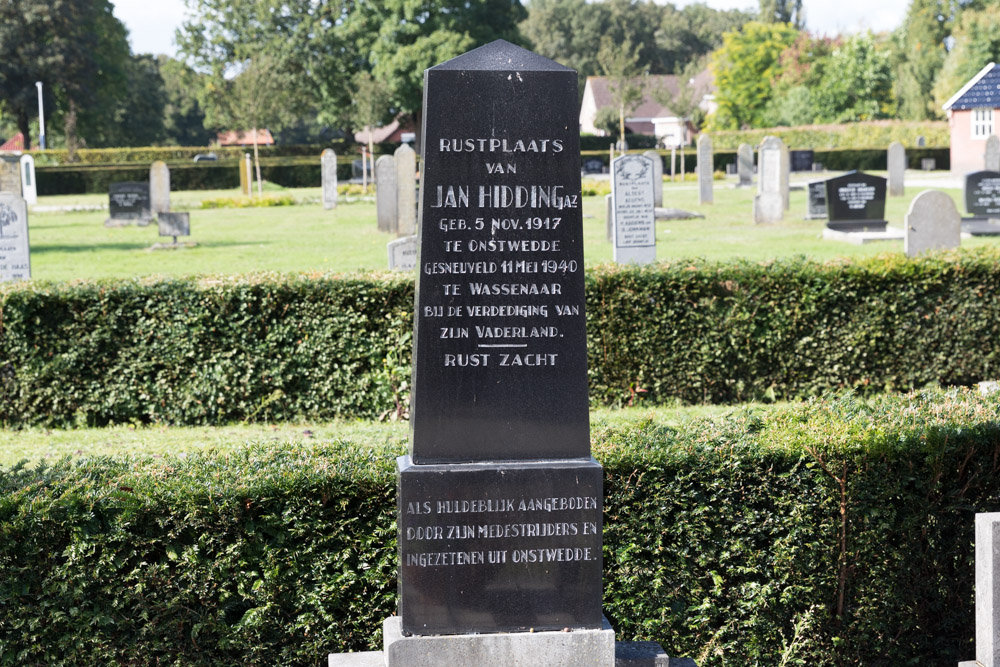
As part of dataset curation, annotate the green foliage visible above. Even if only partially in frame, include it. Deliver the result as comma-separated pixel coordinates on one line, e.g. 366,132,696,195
932,4,1000,110
4,250,1000,427
593,107,621,137
597,37,646,139
708,119,949,149
200,195,296,209
758,0,804,28
709,21,800,130
159,56,213,146
893,0,949,120
0,389,996,663
810,33,896,123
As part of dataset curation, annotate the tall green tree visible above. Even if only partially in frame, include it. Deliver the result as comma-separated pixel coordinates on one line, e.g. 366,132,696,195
894,0,950,120
159,56,212,146
932,4,1000,110
811,33,896,122
758,0,804,28
597,36,646,145
708,21,799,130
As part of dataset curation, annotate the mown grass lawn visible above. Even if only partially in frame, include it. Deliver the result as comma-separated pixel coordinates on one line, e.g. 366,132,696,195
25,171,990,282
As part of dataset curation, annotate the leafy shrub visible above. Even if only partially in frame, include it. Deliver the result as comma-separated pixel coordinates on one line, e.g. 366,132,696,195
0,389,992,664
201,195,297,209
3,250,1000,427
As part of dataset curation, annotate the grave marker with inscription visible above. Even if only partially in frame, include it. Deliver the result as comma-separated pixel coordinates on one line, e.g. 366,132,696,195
806,180,827,220
754,136,784,223
19,155,36,206
824,171,888,232
395,143,417,235
612,154,656,265
158,212,190,241
403,39,604,651
888,141,905,196
321,149,338,209
106,182,152,226
737,143,753,187
643,149,663,207
966,171,1000,218
376,155,397,233
697,134,713,204
387,235,418,271
150,161,170,214
0,193,30,282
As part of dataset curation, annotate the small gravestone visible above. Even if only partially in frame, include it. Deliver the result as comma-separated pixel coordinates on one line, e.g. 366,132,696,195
386,234,417,270
0,193,30,282
150,212,195,250
605,193,613,242
697,134,713,205
0,155,21,194
321,149,338,210
149,161,170,214
805,180,828,220
790,149,814,172
824,171,888,232
19,154,36,205
612,154,656,264
888,142,906,196
986,136,1000,172
737,143,753,187
921,158,937,171
904,190,960,257
583,158,604,174
395,143,417,235
780,143,790,210
958,513,1000,667
643,150,663,207
917,135,926,147
375,155,397,233
106,182,152,227
754,136,784,223
961,170,1000,235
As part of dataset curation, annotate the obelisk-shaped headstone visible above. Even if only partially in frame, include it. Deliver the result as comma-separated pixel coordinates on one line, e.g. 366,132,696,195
642,150,663,207
375,155,397,233
403,39,603,641
697,134,713,204
19,155,36,205
150,161,170,214
321,149,338,209
395,143,417,235
986,136,1000,173
737,143,753,187
887,141,906,197
0,193,30,282
754,136,785,223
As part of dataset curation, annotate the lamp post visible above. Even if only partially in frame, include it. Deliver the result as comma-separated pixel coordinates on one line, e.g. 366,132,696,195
35,81,45,150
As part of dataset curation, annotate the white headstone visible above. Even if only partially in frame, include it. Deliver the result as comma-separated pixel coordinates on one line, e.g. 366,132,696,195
975,513,1000,667
612,154,656,265
737,143,753,187
244,154,253,196
986,136,1000,173
697,134,713,205
605,194,613,242
321,149,338,210
0,193,30,281
754,136,785,224
643,150,663,207
376,155,398,233
904,190,960,258
395,144,417,236
887,142,906,197
387,235,418,271
19,155,36,206
150,160,170,214
780,142,790,210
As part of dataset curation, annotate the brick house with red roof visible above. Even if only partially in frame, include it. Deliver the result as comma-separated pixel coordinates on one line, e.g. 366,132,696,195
943,63,1000,174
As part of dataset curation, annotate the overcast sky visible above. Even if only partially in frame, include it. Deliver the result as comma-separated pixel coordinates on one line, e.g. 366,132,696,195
111,0,911,59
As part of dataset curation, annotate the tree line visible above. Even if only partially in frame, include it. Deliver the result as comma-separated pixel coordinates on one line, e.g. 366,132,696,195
0,0,997,151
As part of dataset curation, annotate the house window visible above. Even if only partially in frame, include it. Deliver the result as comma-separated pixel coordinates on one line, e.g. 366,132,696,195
973,108,994,138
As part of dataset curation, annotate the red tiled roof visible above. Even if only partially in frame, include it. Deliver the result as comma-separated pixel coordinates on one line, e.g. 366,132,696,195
217,129,274,146
353,118,416,144
0,132,25,152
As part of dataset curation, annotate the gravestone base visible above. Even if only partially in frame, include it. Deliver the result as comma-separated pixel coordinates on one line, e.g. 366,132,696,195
804,213,826,220
753,193,783,224
149,241,198,251
825,219,888,233
962,218,1000,235
822,226,904,245
956,661,980,666
105,216,152,228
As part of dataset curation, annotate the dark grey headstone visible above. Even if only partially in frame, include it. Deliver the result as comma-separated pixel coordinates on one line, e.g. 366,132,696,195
806,180,827,220
964,170,1000,217
158,211,190,238
403,39,599,638
789,149,814,172
108,182,152,223
410,39,589,464
824,171,887,232
583,158,604,174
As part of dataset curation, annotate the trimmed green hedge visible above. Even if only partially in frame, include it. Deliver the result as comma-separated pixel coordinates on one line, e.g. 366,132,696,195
0,389,994,664
3,250,1000,427
709,120,950,150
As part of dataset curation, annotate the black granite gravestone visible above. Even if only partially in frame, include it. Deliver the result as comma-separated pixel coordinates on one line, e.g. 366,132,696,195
790,149,814,172
823,171,887,232
400,39,602,637
806,180,827,220
962,170,1000,235
108,182,152,222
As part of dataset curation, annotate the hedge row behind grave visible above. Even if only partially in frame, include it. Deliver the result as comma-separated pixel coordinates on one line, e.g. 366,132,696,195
0,389,994,665
3,249,1000,427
